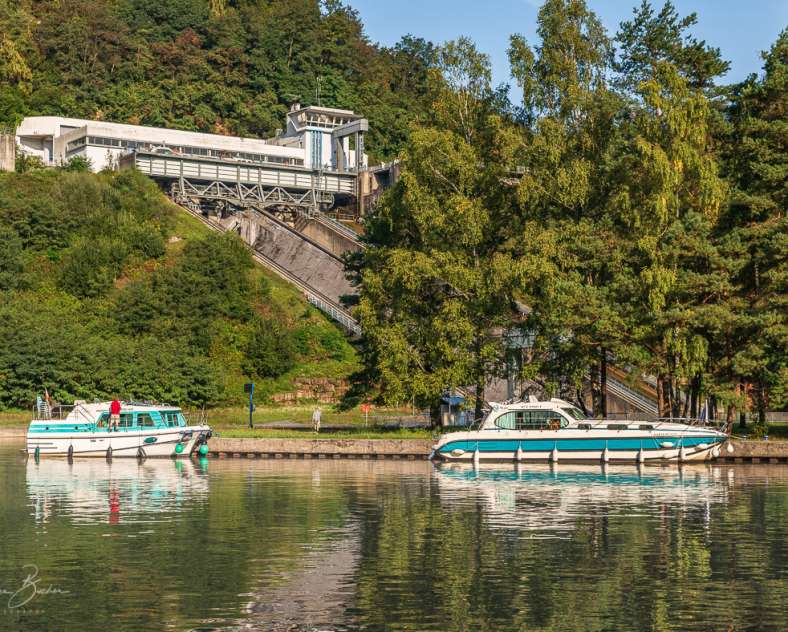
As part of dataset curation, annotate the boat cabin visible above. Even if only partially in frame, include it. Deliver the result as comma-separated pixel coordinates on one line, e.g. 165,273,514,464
480,398,588,431
30,401,188,433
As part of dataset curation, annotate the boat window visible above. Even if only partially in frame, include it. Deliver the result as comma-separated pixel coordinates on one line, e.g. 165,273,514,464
162,411,178,427
137,413,155,427
119,413,134,428
98,412,109,426
494,412,518,430
561,407,587,420
607,424,629,430
639,424,654,430
494,410,567,430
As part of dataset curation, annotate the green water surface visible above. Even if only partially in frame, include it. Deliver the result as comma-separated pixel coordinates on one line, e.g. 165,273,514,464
0,443,785,631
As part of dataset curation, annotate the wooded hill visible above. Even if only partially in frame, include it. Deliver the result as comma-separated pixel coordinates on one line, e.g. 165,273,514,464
0,0,436,160
0,169,358,408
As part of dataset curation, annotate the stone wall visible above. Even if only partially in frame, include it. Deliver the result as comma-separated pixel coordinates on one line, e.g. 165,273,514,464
271,378,349,404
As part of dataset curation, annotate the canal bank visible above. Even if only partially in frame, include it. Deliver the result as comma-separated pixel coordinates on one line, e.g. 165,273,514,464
205,437,788,463
4,427,788,462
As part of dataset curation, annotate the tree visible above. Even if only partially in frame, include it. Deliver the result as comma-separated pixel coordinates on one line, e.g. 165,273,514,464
243,317,297,379
615,1,729,92
356,38,530,419
508,0,626,414
716,31,787,432
608,60,727,418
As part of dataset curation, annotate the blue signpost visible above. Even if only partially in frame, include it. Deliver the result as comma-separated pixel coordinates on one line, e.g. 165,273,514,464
244,383,255,429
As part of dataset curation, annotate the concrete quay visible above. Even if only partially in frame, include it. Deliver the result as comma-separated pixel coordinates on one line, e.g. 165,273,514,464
205,437,788,462
207,437,433,460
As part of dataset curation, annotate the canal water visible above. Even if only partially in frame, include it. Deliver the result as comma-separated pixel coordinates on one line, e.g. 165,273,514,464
0,442,785,631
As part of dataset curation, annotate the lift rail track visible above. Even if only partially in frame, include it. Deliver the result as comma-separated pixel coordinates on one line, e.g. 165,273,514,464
174,202,361,336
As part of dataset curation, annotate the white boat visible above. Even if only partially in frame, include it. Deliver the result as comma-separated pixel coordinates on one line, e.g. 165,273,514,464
431,397,731,463
26,399,212,458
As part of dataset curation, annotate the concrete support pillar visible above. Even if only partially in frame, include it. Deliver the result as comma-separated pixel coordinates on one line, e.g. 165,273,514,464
0,134,15,172
356,132,364,172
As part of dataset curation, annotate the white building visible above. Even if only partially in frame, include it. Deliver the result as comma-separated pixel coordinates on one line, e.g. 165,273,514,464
15,105,368,173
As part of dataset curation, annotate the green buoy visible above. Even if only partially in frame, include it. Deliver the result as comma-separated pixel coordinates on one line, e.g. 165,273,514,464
198,443,209,456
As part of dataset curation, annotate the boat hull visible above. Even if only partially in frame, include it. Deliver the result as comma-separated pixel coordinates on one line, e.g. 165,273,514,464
26,425,211,458
433,432,727,463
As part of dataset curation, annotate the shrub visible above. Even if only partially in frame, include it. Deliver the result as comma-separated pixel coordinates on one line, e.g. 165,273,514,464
243,317,297,379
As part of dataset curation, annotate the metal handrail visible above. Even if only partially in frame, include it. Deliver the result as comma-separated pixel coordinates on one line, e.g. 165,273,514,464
174,202,362,336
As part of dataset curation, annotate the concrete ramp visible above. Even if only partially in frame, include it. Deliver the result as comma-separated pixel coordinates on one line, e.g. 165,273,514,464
294,214,363,258
175,202,360,334
232,210,356,305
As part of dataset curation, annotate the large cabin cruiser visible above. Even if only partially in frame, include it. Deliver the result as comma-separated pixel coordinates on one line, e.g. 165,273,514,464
431,397,731,464
27,400,212,458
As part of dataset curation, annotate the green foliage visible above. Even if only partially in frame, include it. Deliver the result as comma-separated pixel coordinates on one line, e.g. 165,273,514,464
0,0,438,161
60,155,93,172
355,1,786,422
243,317,297,379
14,150,44,173
0,170,356,409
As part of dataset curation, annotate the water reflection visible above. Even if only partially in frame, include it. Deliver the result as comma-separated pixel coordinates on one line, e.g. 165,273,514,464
2,448,785,632
26,457,209,525
433,462,730,534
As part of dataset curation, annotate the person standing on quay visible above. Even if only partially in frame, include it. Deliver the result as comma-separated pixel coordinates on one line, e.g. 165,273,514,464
312,407,321,433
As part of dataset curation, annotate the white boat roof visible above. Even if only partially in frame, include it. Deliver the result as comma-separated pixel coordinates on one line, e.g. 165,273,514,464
488,398,578,411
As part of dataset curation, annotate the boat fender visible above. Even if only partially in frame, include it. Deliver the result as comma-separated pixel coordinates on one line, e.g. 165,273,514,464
550,447,559,463
450,449,465,457
67,444,74,461
726,442,734,454
34,446,40,461
198,443,209,457
473,448,480,467
679,446,687,462
712,446,721,458
137,446,146,460
602,447,610,463
637,448,645,464
174,443,185,456
106,446,112,461
516,445,524,462
659,442,674,449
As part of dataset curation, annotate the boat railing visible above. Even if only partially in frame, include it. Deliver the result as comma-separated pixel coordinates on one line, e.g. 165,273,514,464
588,416,726,431
32,404,74,421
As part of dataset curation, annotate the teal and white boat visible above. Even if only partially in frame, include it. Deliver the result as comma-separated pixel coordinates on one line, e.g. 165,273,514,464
431,397,731,464
27,399,212,458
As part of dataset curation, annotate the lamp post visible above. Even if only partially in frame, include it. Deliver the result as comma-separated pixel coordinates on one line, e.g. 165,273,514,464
244,383,255,429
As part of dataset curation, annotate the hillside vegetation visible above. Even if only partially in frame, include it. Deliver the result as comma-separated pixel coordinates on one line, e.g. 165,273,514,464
0,169,358,409
0,0,435,161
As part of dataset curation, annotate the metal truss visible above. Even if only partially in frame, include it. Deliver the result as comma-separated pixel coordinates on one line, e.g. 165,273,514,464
171,177,335,214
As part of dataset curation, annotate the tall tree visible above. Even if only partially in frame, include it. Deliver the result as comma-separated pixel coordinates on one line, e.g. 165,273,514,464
355,38,535,418
609,59,727,418
715,31,787,431
615,1,730,92
508,0,625,413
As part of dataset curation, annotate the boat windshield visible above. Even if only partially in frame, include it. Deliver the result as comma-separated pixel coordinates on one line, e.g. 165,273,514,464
561,406,587,420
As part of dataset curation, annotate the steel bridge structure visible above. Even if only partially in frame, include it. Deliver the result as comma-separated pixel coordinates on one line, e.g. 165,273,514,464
121,150,358,215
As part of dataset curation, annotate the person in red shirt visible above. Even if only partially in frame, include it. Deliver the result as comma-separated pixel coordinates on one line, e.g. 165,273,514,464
109,399,121,432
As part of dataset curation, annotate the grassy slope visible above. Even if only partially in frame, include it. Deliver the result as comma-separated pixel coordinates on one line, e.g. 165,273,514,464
0,169,359,411
165,205,361,402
